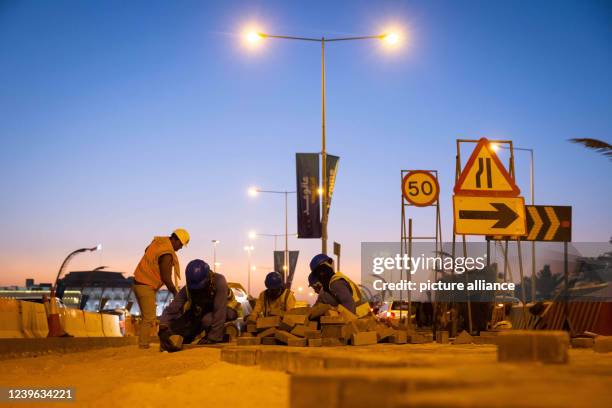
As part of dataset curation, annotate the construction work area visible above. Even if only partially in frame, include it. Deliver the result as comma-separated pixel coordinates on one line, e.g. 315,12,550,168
1,337,611,407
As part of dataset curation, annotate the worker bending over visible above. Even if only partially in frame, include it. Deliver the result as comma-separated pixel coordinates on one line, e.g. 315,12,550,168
158,259,228,351
308,271,337,305
248,272,295,322
309,254,370,318
133,228,189,349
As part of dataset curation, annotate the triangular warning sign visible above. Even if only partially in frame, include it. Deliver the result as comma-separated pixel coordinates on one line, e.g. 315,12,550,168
454,138,520,197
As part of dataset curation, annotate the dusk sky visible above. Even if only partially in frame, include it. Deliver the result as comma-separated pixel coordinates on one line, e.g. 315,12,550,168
1,0,611,294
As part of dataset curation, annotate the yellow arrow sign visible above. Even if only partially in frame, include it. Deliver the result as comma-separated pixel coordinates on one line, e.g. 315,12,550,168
453,196,527,236
527,206,543,240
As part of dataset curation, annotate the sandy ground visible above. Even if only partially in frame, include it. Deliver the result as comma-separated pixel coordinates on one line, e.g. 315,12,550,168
0,346,288,408
1,343,611,407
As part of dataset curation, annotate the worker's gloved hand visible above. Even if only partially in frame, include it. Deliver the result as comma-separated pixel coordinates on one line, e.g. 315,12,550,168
158,326,182,352
197,337,219,345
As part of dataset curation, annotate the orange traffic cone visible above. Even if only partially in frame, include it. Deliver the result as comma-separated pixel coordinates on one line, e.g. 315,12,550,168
46,291,67,337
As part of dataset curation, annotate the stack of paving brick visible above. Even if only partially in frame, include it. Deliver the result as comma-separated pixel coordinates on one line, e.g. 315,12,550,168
238,307,413,347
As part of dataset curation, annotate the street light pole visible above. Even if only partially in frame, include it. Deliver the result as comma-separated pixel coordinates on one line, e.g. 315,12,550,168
248,188,296,281
494,144,536,302
249,32,397,254
53,244,102,294
212,240,220,271
244,245,254,295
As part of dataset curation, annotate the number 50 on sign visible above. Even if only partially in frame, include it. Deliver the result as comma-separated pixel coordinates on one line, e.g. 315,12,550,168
402,171,440,207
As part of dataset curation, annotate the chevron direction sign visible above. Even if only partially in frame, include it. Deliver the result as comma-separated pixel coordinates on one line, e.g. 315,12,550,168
487,205,572,242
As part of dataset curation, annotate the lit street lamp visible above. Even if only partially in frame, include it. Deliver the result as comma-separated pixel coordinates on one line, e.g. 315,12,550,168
244,28,401,254
248,187,296,281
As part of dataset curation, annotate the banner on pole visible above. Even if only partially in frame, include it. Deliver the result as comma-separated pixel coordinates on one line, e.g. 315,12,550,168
325,154,340,219
296,153,322,238
274,251,299,288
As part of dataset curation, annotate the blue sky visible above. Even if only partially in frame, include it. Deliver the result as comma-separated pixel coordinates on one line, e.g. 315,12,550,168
1,0,611,293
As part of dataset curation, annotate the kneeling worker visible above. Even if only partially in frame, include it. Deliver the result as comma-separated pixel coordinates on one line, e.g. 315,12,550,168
133,228,189,349
308,272,337,305
309,254,370,318
247,272,296,322
158,259,228,351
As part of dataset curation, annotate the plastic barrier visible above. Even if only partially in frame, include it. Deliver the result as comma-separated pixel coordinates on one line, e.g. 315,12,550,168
83,311,105,337
20,300,49,338
101,314,122,337
0,299,23,338
60,308,88,337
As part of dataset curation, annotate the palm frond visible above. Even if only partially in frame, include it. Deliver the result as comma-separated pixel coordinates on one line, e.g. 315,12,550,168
569,138,612,160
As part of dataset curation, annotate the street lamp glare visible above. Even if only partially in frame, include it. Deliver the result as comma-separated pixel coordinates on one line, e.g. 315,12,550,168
247,31,264,43
490,142,500,152
248,230,257,239
95,244,102,251
248,186,259,197
383,32,399,45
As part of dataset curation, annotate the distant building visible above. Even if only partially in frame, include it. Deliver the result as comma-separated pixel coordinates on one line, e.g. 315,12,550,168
0,273,172,316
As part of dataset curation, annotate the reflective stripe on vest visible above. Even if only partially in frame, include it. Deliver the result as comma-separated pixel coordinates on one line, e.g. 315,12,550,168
134,236,180,290
329,272,370,318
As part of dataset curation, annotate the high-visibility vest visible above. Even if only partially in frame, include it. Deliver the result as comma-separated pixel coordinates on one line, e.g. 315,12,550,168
134,236,180,290
227,288,242,318
256,289,294,317
329,272,371,318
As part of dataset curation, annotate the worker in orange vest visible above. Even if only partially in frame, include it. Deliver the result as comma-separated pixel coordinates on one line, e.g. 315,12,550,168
133,228,189,349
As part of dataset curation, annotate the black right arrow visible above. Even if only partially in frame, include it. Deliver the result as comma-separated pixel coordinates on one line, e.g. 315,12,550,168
459,202,519,228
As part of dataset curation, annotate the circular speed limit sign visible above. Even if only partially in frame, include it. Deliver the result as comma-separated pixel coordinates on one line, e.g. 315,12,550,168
402,171,440,207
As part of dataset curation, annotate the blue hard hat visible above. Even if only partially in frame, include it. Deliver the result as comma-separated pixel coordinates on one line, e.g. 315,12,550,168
186,259,210,290
309,254,333,272
264,272,284,290
307,272,319,287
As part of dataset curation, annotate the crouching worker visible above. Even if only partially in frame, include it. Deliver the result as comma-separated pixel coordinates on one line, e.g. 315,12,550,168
308,271,337,305
158,259,228,352
309,254,371,318
247,272,295,322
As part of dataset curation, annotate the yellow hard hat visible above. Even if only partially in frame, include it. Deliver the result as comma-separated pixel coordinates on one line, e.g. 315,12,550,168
173,228,190,246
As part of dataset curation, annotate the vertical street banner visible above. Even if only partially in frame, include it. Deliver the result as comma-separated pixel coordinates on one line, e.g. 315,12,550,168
273,251,299,288
296,153,322,238
325,154,340,220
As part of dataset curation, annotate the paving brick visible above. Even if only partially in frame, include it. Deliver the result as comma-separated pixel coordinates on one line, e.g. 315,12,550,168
246,323,257,333
288,338,308,347
275,330,299,344
286,306,311,315
390,330,408,344
337,304,358,322
308,338,322,347
309,304,331,319
409,332,428,344
307,321,318,330
256,316,281,330
261,337,279,346
290,325,307,337
304,329,321,339
320,315,345,325
321,324,352,339
321,337,346,347
593,336,612,353
436,330,449,344
376,324,395,342
237,336,261,346
453,330,474,345
571,337,594,348
283,314,308,327
497,330,569,364
259,349,289,371
256,327,277,338
351,331,378,346
279,321,294,332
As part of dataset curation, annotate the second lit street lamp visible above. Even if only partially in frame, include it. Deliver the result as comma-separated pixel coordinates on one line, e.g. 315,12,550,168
245,28,401,254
